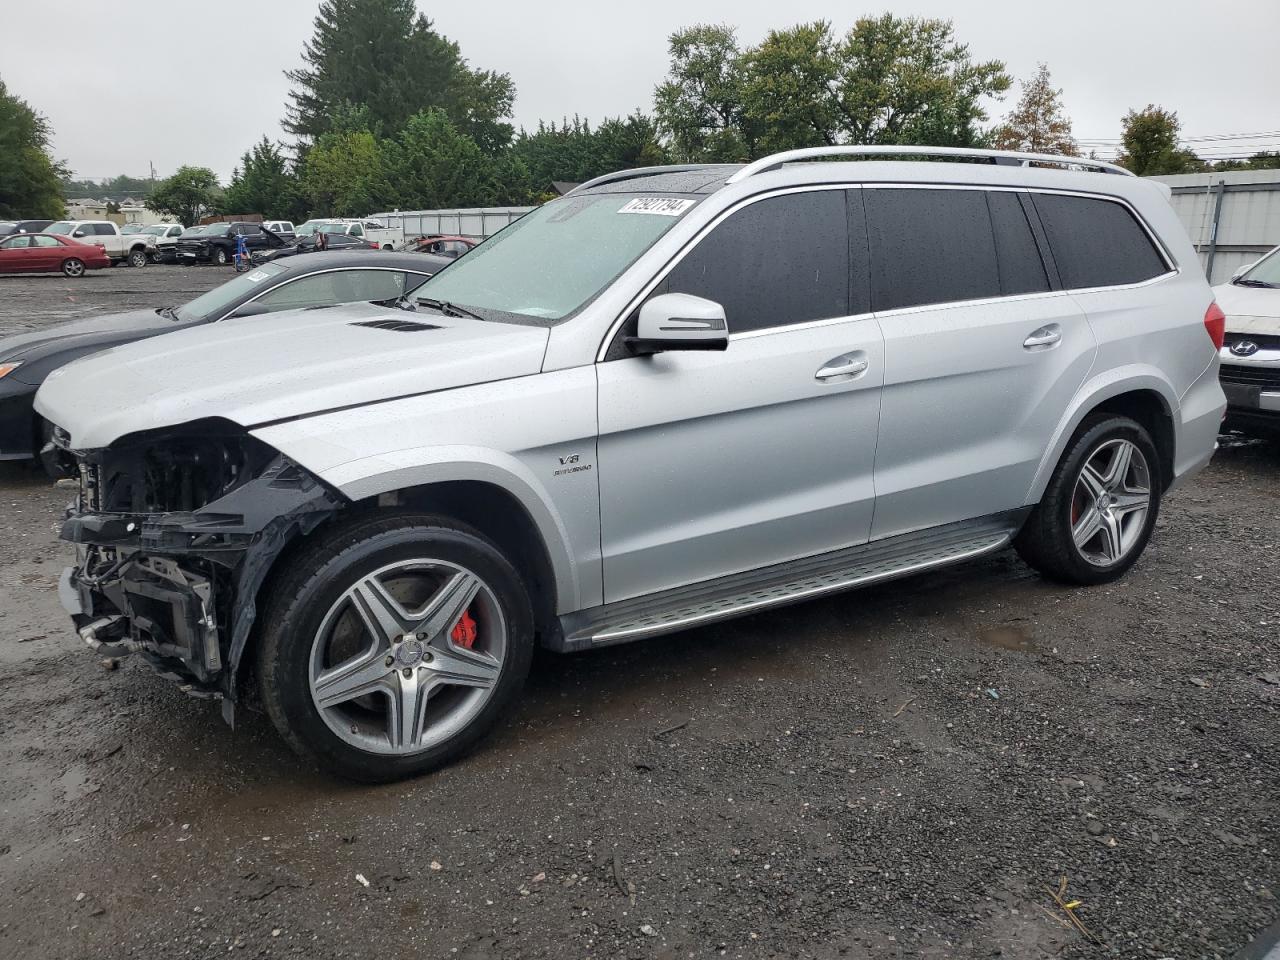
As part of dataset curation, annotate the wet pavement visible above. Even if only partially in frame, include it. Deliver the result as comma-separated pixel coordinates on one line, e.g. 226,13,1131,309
0,268,1278,959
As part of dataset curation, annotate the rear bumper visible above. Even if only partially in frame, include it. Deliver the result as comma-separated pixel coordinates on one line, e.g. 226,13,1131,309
1167,362,1228,494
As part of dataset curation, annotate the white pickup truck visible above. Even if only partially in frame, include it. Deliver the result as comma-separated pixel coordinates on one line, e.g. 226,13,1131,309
43,220,158,267
295,218,404,250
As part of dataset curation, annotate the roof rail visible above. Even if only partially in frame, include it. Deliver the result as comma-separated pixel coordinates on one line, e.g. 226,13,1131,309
724,146,1135,183
568,164,728,195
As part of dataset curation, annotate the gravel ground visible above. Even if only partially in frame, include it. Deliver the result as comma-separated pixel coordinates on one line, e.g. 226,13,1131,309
0,268,1277,959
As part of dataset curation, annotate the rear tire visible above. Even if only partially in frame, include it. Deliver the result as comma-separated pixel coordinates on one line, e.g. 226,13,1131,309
256,513,534,783
1015,414,1161,585
61,258,85,278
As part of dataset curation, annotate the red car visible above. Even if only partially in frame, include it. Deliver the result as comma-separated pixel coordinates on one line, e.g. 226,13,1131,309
0,233,111,277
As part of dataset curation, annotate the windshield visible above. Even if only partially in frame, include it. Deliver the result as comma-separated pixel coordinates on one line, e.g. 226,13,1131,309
415,193,698,322
295,221,327,237
45,222,75,235
173,262,288,322
142,225,168,236
121,224,145,234
1239,248,1280,287
318,223,351,235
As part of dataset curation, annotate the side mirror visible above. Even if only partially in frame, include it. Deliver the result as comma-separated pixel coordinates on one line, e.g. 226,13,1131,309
72,230,86,238
626,292,729,356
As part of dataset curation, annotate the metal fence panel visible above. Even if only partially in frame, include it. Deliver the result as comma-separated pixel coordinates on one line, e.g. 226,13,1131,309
367,207,535,240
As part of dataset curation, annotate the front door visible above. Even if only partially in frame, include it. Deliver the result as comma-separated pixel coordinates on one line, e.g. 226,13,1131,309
596,189,885,603
864,187,1096,539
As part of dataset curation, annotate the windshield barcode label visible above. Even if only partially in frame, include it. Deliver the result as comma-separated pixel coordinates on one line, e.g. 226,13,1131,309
618,198,696,217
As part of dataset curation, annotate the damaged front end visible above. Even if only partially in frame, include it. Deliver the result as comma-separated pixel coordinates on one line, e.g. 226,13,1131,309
56,420,344,717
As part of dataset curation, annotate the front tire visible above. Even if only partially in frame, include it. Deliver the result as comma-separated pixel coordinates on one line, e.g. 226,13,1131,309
1015,414,1161,585
211,246,229,266
127,248,147,268
256,513,534,783
61,257,85,278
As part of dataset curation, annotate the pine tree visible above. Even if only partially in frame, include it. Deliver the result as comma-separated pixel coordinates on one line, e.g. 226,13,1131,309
993,63,1076,155
284,0,513,151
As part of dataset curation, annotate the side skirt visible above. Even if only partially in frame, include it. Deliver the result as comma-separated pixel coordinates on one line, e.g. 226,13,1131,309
550,511,1028,653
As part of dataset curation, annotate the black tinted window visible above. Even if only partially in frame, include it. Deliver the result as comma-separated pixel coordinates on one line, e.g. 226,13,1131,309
1032,194,1167,289
986,192,1050,296
664,190,850,334
866,189,1002,311
94,223,116,235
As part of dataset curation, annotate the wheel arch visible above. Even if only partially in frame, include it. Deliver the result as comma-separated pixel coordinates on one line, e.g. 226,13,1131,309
1028,370,1179,503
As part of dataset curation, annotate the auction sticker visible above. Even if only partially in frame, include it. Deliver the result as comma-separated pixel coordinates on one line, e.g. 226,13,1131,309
618,197,696,216
245,270,270,283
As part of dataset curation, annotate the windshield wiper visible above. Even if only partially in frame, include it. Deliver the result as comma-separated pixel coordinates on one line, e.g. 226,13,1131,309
158,305,180,320
1233,278,1277,288
415,297,484,321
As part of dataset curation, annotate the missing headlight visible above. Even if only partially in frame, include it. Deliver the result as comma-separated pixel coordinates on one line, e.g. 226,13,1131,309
90,419,279,514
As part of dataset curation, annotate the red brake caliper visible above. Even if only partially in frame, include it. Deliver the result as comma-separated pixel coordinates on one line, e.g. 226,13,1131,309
450,610,478,649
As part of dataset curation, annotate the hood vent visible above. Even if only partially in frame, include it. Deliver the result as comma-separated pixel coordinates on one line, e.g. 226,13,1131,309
350,318,443,333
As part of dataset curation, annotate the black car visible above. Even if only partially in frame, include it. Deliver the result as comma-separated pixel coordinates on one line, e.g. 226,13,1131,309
254,230,376,263
174,221,285,266
0,220,56,237
0,252,446,470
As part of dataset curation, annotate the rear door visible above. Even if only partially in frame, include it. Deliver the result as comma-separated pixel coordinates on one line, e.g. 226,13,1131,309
866,186,1095,539
596,188,885,602
29,235,66,271
0,235,34,271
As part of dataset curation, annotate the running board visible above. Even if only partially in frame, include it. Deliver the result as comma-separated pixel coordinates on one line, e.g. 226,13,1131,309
553,513,1024,652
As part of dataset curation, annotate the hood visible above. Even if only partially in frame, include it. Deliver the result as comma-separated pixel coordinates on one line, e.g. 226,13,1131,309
1212,281,1280,334
1,308,197,384
35,301,550,451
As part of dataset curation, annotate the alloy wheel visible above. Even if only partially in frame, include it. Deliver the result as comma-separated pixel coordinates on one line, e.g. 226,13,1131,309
1070,438,1151,567
63,259,84,277
308,558,507,756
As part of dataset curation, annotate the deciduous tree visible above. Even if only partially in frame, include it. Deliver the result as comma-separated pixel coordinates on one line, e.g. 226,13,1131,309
993,63,1076,154
1116,105,1204,175
0,78,65,219
145,166,221,225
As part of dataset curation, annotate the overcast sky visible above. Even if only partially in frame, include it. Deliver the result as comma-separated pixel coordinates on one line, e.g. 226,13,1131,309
3,0,1278,182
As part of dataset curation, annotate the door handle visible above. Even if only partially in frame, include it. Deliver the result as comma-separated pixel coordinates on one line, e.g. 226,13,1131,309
1023,325,1062,349
815,352,869,382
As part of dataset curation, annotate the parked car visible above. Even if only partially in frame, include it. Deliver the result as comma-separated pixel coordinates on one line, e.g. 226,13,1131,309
253,230,387,263
1,252,440,470
43,220,157,267
297,218,404,250
37,147,1225,783
175,221,283,265
408,234,478,258
0,220,56,237
120,224,147,235
1213,244,1280,439
0,233,110,278
138,222,186,262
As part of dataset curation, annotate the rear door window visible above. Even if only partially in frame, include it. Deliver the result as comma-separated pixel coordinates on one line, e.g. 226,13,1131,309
663,190,850,334
93,223,116,236
865,188,1002,312
1030,194,1168,289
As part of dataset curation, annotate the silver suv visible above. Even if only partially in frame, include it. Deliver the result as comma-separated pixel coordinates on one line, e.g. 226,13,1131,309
36,147,1227,782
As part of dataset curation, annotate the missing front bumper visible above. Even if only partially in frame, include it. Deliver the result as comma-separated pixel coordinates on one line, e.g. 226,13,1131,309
58,456,344,702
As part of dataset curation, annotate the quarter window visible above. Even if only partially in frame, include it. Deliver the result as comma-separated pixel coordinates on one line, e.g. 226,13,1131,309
865,188,1003,312
663,190,851,334
1031,194,1168,289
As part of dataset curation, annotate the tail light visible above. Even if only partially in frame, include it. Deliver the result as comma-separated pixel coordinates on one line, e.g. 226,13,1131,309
1204,302,1226,351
